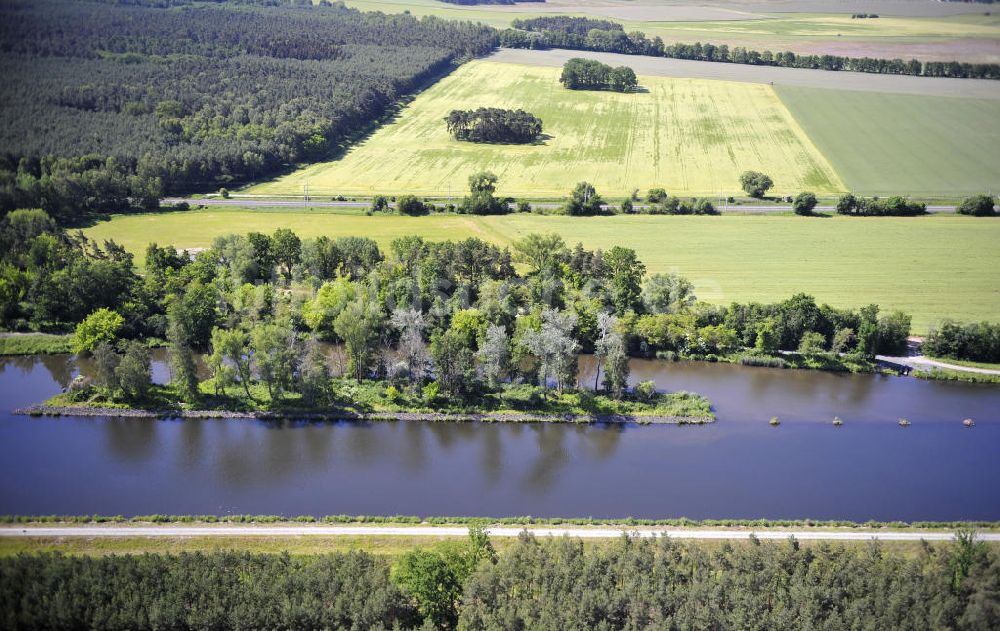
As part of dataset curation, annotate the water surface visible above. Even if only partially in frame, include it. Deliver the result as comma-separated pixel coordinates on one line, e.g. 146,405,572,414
1,354,998,521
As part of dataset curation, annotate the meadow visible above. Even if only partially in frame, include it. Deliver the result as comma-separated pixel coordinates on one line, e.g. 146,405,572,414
83,210,1000,333
777,86,1000,196
249,60,843,198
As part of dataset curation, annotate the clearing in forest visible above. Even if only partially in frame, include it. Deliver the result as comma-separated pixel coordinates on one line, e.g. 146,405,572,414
249,60,843,198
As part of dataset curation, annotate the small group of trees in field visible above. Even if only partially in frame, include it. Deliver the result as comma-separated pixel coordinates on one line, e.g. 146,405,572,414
836,194,926,216
956,194,997,216
445,108,543,144
559,58,638,92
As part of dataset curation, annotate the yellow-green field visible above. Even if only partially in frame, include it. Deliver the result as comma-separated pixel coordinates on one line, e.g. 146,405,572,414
249,60,842,198
84,210,1000,333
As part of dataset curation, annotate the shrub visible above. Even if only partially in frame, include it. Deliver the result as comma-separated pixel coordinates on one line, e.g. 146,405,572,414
422,381,442,405
219,187,230,199
396,194,426,216
956,194,996,216
634,380,656,401
385,385,400,404
792,191,818,215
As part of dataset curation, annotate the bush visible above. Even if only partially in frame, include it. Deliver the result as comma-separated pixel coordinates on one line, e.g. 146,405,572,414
634,380,657,401
219,187,230,199
647,188,667,203
956,194,996,216
792,191,818,215
396,194,427,216
422,381,442,405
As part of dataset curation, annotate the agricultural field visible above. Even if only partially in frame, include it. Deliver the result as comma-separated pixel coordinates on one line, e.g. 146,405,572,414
83,210,1000,334
776,86,1000,196
340,0,1000,62
249,60,844,198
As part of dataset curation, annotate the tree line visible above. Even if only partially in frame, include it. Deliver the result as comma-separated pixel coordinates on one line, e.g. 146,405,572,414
0,0,495,223
499,17,1000,79
445,108,543,144
559,58,638,92
1,530,997,630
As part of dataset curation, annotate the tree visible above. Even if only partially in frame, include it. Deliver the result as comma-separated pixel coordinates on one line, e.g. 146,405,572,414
608,65,638,92
643,273,695,314
831,327,856,354
602,330,629,399
73,308,124,354
876,310,911,355
513,233,566,275
792,191,817,215
271,228,301,280
754,317,781,353
478,323,511,388
115,340,151,402
797,331,826,355
739,171,774,198
603,246,646,315
564,181,604,215
956,194,996,216
298,338,330,406
333,294,383,382
209,326,252,399
251,322,298,401
167,281,217,349
370,195,390,213
519,308,579,394
303,276,356,340
392,549,462,629
857,303,879,357
460,171,505,215
390,308,430,384
430,328,476,396
92,341,120,391
167,306,200,401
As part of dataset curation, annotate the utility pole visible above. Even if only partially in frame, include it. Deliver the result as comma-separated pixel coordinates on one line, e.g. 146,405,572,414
304,181,309,208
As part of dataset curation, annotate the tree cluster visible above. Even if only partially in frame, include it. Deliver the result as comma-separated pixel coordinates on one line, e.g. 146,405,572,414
499,24,1000,79
924,319,1000,363
0,0,495,222
445,108,543,144
559,58,638,92
836,193,926,216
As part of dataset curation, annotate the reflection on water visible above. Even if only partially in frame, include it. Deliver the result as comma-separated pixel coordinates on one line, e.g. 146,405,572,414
0,354,999,520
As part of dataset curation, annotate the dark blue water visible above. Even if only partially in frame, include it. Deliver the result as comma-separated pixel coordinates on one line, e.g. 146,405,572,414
1,354,998,521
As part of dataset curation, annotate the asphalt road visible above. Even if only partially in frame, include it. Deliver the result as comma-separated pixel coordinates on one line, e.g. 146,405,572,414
1,526,993,541
166,198,958,213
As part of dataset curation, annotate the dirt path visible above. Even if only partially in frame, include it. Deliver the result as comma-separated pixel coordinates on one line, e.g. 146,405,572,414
1,525,995,541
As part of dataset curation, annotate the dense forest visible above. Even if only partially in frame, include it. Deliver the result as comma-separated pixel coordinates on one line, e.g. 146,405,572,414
499,17,1000,79
1,531,998,630
0,0,495,222
560,58,638,92
445,108,543,143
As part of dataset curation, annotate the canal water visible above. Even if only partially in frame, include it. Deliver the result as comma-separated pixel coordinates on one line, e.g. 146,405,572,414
0,353,997,521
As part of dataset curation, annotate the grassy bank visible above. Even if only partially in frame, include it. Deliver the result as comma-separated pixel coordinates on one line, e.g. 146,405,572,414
914,368,1000,384
82,212,1000,334
0,333,73,356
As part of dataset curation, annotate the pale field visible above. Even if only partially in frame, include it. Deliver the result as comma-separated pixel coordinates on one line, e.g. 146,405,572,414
84,211,1000,334
248,60,843,198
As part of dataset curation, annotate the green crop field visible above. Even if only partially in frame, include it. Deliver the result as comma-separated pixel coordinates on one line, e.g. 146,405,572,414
248,60,843,198
776,86,1000,196
84,210,1000,333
